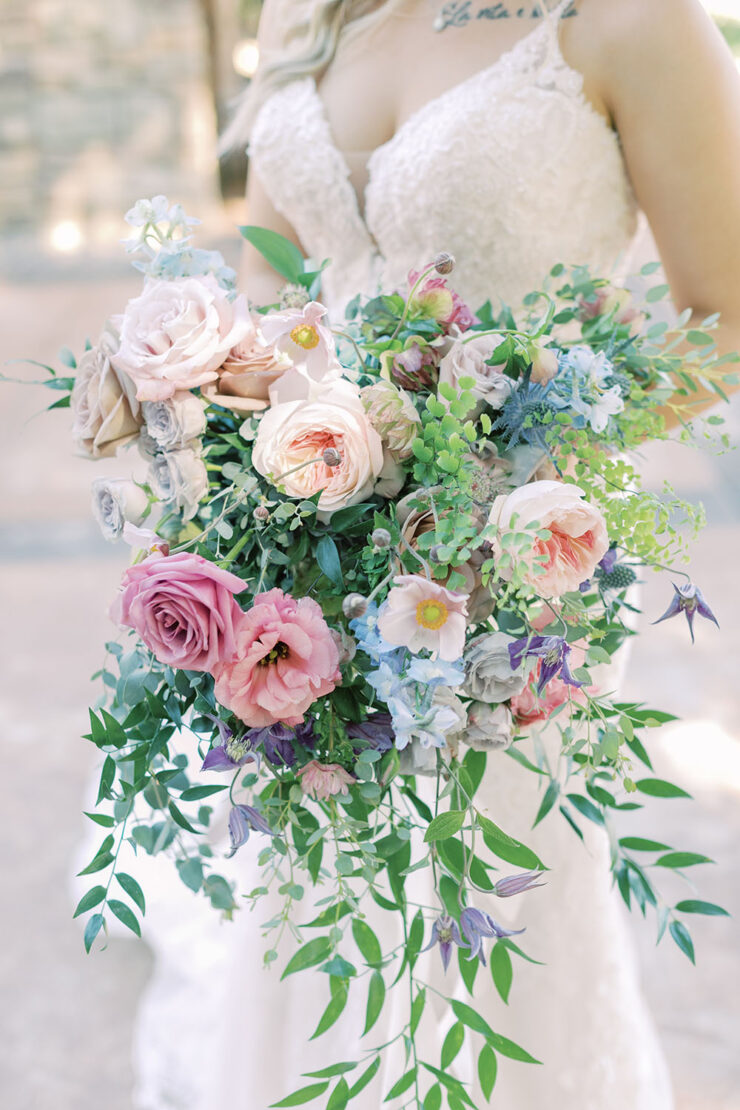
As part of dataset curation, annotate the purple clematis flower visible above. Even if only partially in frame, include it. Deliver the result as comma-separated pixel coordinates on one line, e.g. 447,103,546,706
493,870,547,898
508,635,583,695
347,713,395,753
248,723,303,767
201,733,257,773
459,907,525,966
421,913,468,972
599,548,619,575
226,804,276,858
653,582,719,644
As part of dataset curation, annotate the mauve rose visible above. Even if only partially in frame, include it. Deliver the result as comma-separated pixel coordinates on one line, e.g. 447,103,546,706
111,274,251,402
91,477,148,542
465,702,514,751
71,324,141,458
111,551,246,671
252,379,385,519
488,480,608,598
142,391,207,450
463,632,529,704
439,333,512,411
148,446,209,521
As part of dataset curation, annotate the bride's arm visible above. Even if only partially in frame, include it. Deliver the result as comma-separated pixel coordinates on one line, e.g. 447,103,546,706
573,0,740,427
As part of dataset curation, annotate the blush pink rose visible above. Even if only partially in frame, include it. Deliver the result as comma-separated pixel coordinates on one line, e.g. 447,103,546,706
488,480,609,598
111,551,246,671
111,274,251,402
212,589,340,727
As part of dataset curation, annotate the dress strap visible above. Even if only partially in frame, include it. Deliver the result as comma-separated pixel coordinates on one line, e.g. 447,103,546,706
537,0,572,21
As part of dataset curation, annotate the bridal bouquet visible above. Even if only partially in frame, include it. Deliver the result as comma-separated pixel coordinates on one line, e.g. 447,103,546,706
22,198,735,1107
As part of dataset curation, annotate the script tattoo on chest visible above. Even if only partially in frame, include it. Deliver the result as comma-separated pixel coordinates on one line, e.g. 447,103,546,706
433,1,577,32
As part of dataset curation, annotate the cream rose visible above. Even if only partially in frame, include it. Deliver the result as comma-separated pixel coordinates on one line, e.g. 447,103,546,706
251,380,385,518
439,333,512,410
201,323,292,413
148,446,209,521
111,274,251,402
71,324,141,458
142,391,207,450
488,479,608,598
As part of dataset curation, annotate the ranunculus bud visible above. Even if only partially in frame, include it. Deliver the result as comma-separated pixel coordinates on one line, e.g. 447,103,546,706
342,593,368,619
360,379,421,459
371,527,392,549
322,446,342,468
253,505,270,523
434,252,455,275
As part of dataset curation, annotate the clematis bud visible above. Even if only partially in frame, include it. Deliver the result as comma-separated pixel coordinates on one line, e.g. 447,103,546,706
342,592,368,619
434,252,455,275
371,527,392,549
253,505,270,523
322,446,342,468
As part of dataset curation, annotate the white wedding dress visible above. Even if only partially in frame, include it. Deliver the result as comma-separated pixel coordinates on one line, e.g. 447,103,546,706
130,3,674,1108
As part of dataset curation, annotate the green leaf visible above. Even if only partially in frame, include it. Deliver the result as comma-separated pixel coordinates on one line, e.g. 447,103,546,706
655,852,713,869
348,1058,380,1098
364,970,386,1035
84,811,115,828
352,918,382,966
96,756,116,804
619,837,672,852
441,1021,465,1069
410,988,426,1036
180,785,228,801
533,780,559,827
478,816,544,870
176,856,204,893
168,801,201,834
282,937,333,980
458,941,479,995
108,899,141,937
478,1044,498,1102
100,708,128,748
269,1081,330,1107
487,1032,541,1064
423,1085,442,1110
451,999,494,1039
566,793,604,826
116,872,146,914
326,1078,350,1110
240,225,305,283
635,778,692,799
73,886,106,918
669,920,695,964
316,534,344,588
83,912,105,954
646,283,671,302
674,899,730,917
304,1062,357,1080
686,329,715,346
384,1068,417,1100
424,810,465,842
311,977,348,1039
490,943,513,1004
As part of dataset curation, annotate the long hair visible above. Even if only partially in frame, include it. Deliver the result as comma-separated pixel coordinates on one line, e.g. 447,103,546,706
219,0,404,152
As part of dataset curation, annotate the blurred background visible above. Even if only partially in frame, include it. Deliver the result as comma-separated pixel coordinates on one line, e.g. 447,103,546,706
1,1,739,1108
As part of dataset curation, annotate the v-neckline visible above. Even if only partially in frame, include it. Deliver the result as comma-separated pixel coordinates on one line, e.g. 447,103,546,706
309,13,559,227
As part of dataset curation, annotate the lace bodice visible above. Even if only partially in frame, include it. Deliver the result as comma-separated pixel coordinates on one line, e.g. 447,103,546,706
248,0,638,318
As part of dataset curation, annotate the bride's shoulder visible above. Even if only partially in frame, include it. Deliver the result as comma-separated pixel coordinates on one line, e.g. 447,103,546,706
256,0,313,58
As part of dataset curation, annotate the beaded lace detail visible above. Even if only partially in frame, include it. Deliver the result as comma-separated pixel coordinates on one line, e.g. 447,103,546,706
249,0,638,317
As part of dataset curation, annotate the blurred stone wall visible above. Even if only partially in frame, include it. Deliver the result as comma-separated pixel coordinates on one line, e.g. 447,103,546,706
0,0,222,272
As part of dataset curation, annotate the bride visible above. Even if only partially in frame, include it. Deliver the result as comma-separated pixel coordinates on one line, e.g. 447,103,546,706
131,2,740,1108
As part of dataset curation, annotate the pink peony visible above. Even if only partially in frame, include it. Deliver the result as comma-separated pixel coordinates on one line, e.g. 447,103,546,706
510,661,587,727
377,574,468,661
488,480,609,599
297,760,354,800
212,589,340,727
111,551,246,671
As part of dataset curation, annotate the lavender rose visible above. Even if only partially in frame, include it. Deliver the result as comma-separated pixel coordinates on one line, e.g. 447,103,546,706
111,274,251,402
141,391,207,450
91,477,148,542
463,631,529,703
465,702,514,751
111,551,246,671
439,333,513,411
148,446,209,521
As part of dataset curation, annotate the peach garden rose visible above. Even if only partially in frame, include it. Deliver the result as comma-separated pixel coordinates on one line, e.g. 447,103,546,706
488,479,608,598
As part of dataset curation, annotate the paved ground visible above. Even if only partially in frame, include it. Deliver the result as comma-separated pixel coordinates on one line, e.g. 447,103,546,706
0,277,738,1109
